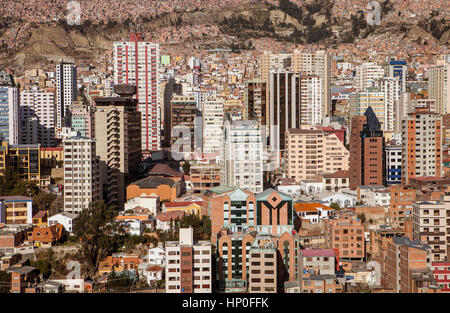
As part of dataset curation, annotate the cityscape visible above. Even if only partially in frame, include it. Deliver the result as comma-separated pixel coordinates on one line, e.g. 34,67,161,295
0,0,450,297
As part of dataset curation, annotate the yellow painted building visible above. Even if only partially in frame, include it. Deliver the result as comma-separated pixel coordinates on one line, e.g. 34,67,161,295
0,141,41,182
40,147,64,168
162,201,203,215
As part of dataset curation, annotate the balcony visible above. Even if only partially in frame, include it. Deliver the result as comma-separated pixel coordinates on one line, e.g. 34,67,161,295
421,231,445,236
428,240,445,245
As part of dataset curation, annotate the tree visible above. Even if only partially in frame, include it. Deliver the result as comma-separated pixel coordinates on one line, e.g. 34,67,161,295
329,202,341,210
74,200,124,279
0,271,10,293
182,162,191,175
105,271,134,291
0,168,40,197
33,192,57,212
30,259,51,279
357,213,366,224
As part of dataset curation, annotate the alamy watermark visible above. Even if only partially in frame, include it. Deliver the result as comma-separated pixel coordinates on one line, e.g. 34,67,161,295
66,1,81,26
366,1,382,26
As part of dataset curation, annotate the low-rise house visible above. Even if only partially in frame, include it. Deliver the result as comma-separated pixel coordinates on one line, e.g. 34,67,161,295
300,180,324,196
294,202,335,223
138,263,164,285
119,219,145,236
124,193,160,216
357,186,391,206
25,224,64,248
98,253,143,275
32,211,48,227
162,201,203,215
146,246,165,266
284,280,301,293
37,281,64,293
301,273,343,293
155,210,185,231
299,249,337,276
313,192,356,208
48,212,77,233
277,178,302,197
320,170,350,192
48,277,86,293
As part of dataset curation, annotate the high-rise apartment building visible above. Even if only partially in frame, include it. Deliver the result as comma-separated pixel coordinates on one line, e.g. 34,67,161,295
0,141,41,183
285,127,349,182
56,63,77,130
401,109,442,185
355,62,384,91
384,59,407,94
349,107,385,189
429,54,450,115
412,194,450,262
165,227,212,293
0,85,19,145
299,75,322,126
113,38,160,151
349,89,386,130
94,85,142,210
385,145,402,185
202,96,224,156
397,93,437,131
63,136,101,214
210,188,299,292
379,77,400,132
244,79,267,127
169,95,199,155
71,101,94,138
269,70,301,154
20,88,56,147
292,49,331,116
222,117,264,194
248,236,277,293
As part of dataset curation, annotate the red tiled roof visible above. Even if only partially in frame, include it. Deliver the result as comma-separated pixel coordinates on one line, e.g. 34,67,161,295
146,265,164,272
156,210,185,222
294,203,334,212
33,211,47,219
149,163,182,177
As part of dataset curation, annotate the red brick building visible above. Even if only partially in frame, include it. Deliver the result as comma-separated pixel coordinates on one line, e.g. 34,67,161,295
349,107,385,190
325,210,365,260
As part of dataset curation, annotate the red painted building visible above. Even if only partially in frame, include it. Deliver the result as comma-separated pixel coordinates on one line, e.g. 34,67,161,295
432,261,450,292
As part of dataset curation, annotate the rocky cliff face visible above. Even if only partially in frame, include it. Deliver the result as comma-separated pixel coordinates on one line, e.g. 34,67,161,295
0,1,448,67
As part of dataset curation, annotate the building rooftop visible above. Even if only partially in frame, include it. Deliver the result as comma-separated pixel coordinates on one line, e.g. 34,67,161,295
131,176,177,189
256,188,292,201
0,196,33,202
286,128,323,135
149,163,183,178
